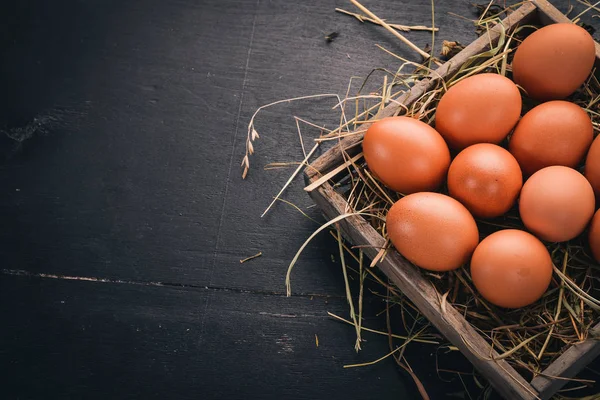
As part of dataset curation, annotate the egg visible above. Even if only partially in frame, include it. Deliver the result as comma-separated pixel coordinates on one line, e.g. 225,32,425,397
470,229,553,308
386,192,479,271
589,210,600,263
509,101,593,176
448,144,522,218
363,116,451,193
435,73,521,150
512,23,596,101
585,135,600,200
519,166,595,242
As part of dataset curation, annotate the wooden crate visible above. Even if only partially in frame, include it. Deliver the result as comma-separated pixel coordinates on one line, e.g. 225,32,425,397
304,1,600,399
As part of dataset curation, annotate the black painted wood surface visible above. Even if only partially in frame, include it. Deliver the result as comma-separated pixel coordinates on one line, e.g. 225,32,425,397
0,1,598,399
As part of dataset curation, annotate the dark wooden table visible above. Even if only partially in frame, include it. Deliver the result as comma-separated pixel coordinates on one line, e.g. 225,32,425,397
1,1,597,399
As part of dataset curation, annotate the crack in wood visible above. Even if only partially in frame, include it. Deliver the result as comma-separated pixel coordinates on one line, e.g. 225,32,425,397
1,268,347,299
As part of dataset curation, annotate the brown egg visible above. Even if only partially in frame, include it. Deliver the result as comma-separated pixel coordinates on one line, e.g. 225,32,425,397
435,73,521,150
386,192,479,271
363,116,451,193
589,210,600,263
509,101,593,176
519,166,595,242
512,23,596,101
471,229,553,308
585,135,600,199
448,144,522,218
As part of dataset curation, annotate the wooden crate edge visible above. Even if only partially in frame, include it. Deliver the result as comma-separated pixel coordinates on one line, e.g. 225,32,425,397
306,179,537,400
531,321,600,399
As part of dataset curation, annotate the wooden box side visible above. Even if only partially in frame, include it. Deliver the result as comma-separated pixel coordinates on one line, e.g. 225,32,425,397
305,1,600,399
531,321,600,399
307,180,537,400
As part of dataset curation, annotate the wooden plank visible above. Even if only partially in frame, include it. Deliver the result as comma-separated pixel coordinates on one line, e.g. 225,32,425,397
532,0,572,24
306,1,537,180
0,273,414,400
0,0,257,284
530,323,600,400
306,179,537,400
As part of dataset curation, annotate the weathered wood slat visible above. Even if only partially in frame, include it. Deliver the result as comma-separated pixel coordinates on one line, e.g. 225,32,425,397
531,323,600,399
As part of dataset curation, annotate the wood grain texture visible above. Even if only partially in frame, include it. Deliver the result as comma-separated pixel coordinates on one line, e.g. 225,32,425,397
0,273,412,400
0,0,598,399
209,0,480,295
0,0,256,284
0,0,479,293
531,322,600,399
